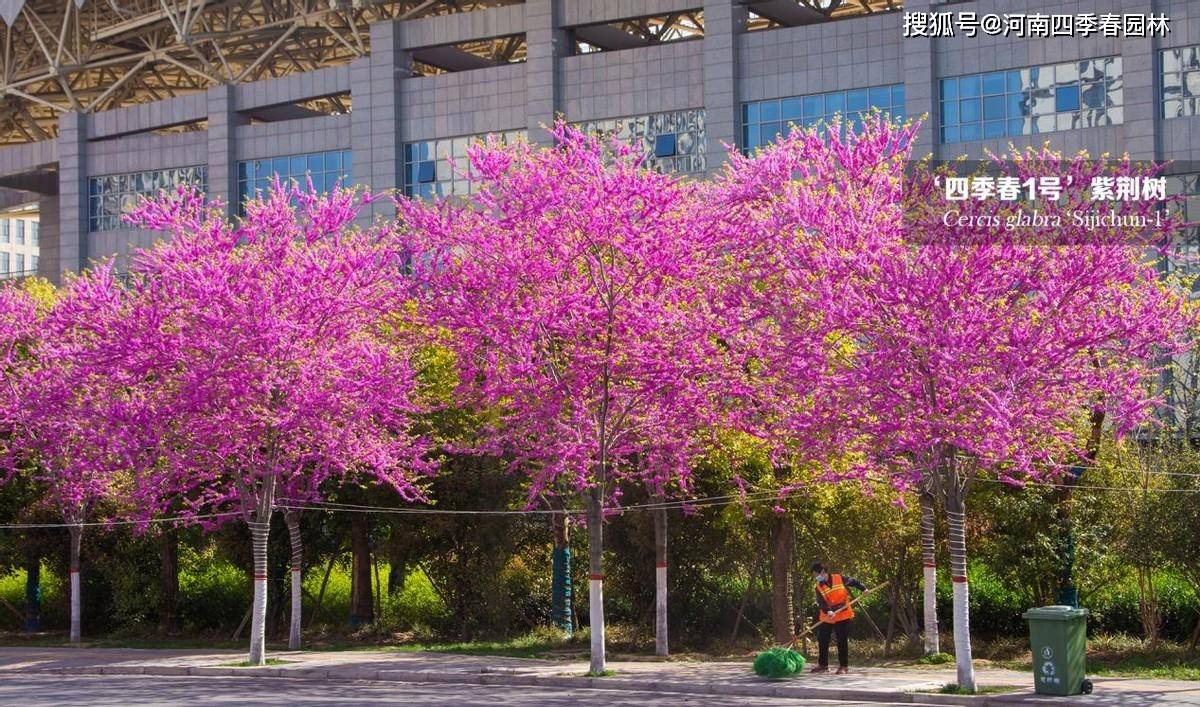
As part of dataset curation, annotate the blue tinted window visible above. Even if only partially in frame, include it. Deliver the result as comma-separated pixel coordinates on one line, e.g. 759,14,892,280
417,161,436,183
942,101,959,124
846,89,869,111
941,78,958,100
983,96,1006,120
89,166,208,232
940,56,1123,144
740,84,905,153
780,98,802,120
982,72,1007,95
235,149,353,213
654,133,677,157
960,99,981,122
1056,85,1080,112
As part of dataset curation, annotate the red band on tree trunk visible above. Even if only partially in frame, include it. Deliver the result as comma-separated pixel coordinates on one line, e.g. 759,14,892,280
253,574,268,580
951,575,968,583
588,574,604,581
922,563,936,568
291,566,301,572
655,562,668,569
68,569,79,573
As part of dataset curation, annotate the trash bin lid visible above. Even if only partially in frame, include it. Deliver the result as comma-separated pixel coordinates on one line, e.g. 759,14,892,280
1022,605,1090,621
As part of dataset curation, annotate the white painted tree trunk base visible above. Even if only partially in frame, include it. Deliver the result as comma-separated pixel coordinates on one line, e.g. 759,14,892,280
248,520,270,666
952,579,975,692
923,565,939,655
589,578,605,673
289,568,302,651
69,570,81,644
655,565,668,657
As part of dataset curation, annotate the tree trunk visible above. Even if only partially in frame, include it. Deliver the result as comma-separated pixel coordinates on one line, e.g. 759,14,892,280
248,516,271,665
308,549,338,629
730,570,755,643
349,514,374,627
160,529,180,634
587,486,606,674
770,510,795,645
550,500,573,636
945,457,975,693
653,503,668,657
1056,406,1105,607
1137,565,1161,647
23,553,41,632
68,524,82,644
284,511,303,650
920,479,940,655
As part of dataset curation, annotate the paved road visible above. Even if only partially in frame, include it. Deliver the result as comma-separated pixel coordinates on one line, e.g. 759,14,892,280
0,674,918,706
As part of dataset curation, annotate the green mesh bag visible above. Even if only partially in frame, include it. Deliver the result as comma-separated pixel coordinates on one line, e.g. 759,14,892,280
752,647,807,679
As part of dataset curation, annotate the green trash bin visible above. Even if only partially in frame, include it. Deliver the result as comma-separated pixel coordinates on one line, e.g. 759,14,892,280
1022,605,1092,696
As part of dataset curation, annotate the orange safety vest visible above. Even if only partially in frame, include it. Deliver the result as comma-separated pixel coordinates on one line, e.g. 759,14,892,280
817,573,854,624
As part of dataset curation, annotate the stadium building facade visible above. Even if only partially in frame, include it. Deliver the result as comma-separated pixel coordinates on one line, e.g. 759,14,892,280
0,0,1198,279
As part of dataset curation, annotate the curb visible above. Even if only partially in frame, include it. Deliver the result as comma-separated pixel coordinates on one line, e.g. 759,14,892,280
10,664,1053,706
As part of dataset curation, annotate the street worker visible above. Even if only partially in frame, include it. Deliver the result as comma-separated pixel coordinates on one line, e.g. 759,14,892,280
809,562,867,674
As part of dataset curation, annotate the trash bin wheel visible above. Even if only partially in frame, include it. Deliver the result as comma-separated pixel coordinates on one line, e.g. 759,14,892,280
1081,679,1093,694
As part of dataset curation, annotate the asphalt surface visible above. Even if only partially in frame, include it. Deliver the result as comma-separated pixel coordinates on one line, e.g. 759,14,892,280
0,674,922,706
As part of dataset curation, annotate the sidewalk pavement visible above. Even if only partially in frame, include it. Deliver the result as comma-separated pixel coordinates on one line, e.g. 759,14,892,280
0,646,1195,706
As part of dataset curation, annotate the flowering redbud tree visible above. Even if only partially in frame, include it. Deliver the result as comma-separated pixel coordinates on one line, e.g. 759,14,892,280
848,149,1197,691
118,183,433,663
399,124,730,672
0,270,129,644
707,116,920,644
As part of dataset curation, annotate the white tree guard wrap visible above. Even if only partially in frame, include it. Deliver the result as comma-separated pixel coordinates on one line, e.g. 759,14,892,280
948,501,975,693
920,489,939,655
952,579,975,692
290,569,302,650
69,570,81,644
249,521,270,665
589,577,606,673
69,524,82,644
655,565,668,657
923,565,939,654
286,514,303,651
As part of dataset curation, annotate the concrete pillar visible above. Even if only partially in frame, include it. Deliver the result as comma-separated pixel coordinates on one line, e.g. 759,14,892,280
901,0,938,160
55,112,87,278
525,0,566,146
702,0,747,173
351,21,404,223
1120,31,1160,162
206,84,239,216
36,195,58,281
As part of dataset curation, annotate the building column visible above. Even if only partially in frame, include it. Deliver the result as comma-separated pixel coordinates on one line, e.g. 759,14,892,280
36,195,58,280
901,0,938,160
206,84,239,217
55,112,87,279
351,21,404,223
525,0,565,146
1120,31,1160,162
702,0,746,174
